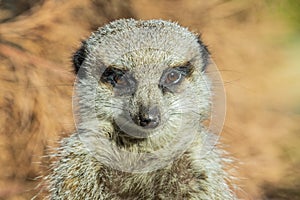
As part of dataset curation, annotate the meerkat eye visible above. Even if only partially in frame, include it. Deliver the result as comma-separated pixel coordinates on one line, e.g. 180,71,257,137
100,67,136,95
115,74,129,87
164,70,182,85
100,67,129,87
161,67,188,87
159,63,194,93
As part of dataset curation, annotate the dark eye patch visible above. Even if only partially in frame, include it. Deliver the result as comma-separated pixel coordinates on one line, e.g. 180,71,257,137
100,67,125,87
175,62,194,77
100,67,136,95
159,62,194,93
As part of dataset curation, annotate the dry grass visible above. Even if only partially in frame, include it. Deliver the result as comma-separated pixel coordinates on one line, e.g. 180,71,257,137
0,0,299,199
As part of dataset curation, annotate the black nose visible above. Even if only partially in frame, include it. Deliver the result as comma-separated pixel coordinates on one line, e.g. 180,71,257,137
134,106,160,129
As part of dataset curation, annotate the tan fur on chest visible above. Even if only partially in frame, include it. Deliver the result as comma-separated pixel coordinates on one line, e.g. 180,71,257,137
98,153,204,199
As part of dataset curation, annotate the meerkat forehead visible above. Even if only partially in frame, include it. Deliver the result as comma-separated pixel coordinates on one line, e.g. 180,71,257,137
84,19,202,70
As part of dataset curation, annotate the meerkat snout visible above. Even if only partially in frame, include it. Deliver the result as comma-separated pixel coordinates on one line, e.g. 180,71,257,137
132,105,161,129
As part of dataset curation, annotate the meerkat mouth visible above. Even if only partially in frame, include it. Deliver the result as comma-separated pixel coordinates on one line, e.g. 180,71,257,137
113,116,157,139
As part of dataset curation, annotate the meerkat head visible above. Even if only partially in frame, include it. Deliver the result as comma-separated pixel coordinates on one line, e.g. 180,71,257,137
73,19,211,152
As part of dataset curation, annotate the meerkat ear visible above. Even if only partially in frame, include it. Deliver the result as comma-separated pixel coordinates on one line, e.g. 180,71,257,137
72,41,87,74
197,37,210,72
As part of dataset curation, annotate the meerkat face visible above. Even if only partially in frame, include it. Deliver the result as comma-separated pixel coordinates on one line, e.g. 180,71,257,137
73,19,211,149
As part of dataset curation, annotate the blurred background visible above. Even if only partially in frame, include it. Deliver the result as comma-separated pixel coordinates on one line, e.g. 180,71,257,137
0,0,299,199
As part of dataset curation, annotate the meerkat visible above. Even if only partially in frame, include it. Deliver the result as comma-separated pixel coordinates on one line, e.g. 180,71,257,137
46,19,236,200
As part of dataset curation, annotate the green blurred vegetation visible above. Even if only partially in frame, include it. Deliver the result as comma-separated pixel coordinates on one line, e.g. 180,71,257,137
269,0,300,34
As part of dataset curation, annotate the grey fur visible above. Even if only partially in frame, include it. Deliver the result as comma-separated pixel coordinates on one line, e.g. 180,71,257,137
46,19,236,199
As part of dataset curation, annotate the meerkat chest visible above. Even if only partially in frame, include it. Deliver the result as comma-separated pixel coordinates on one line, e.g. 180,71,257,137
100,154,202,199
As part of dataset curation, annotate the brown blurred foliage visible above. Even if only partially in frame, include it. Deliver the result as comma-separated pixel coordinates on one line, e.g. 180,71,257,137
0,0,133,199
0,0,299,199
